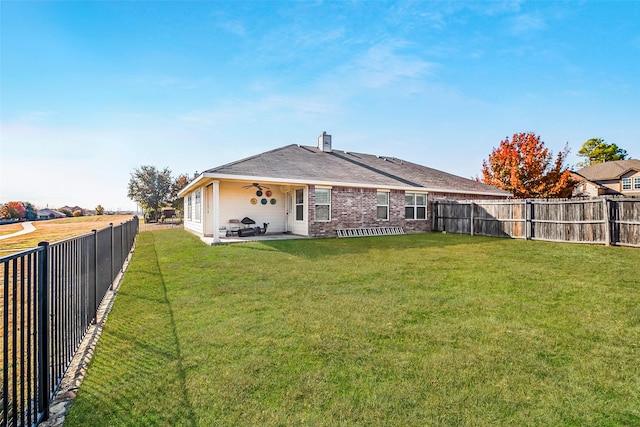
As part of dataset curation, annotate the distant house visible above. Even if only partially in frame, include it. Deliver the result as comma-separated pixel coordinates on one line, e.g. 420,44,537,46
572,159,640,197
178,132,511,242
37,208,66,220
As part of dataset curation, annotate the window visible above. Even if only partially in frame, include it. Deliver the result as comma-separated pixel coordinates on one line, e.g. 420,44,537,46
295,189,304,221
622,178,632,190
186,195,192,220
635,177,640,190
315,188,331,221
194,189,202,222
376,191,389,220
405,193,427,219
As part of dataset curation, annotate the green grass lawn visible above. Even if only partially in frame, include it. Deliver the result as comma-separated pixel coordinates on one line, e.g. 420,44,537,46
65,229,640,426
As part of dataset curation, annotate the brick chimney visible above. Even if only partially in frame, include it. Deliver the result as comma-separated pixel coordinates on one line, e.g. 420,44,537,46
318,131,332,153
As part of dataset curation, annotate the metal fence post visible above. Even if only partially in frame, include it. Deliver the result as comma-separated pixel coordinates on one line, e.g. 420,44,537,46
121,222,125,272
37,241,50,421
109,223,115,289
92,229,98,325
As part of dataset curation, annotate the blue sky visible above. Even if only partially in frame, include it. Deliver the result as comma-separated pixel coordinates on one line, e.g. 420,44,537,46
1,1,639,212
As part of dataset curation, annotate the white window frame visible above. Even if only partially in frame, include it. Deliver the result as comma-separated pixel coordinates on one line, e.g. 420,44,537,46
194,189,202,222
634,177,640,190
376,191,389,221
295,188,304,221
314,187,331,222
186,194,192,220
622,178,632,191
405,192,427,220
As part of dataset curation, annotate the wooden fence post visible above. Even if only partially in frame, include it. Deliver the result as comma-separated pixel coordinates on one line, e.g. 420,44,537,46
432,201,439,232
603,197,610,246
602,197,613,246
470,202,475,236
524,200,531,240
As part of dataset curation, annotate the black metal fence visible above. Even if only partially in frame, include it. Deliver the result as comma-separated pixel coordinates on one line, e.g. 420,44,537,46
0,217,138,426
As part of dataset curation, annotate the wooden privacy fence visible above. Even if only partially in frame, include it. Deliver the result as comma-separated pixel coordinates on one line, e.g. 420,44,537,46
432,197,640,247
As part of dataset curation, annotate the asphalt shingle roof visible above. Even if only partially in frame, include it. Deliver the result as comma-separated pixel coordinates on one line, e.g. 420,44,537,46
575,159,640,181
205,144,509,195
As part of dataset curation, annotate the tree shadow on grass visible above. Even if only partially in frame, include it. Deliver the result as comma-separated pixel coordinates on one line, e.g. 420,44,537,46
148,233,198,427
65,232,199,427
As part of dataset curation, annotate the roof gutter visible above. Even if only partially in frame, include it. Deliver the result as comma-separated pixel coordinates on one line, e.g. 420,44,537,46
177,173,208,197
179,173,510,198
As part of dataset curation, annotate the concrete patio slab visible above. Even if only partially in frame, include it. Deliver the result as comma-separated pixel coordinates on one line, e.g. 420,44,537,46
200,232,310,245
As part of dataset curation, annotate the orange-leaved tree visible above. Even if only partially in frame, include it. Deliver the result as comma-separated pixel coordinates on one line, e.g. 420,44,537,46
1,201,26,219
480,132,576,198
170,173,192,211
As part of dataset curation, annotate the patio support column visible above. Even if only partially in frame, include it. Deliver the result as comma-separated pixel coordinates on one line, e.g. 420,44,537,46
213,180,220,243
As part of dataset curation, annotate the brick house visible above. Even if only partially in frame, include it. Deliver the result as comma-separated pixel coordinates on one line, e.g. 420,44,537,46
572,159,640,197
179,132,510,242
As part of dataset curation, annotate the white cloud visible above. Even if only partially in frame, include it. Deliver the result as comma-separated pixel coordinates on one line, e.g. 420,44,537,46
178,39,437,135
10,111,57,124
116,74,201,90
179,93,336,128
216,19,247,37
387,3,448,30
243,24,348,71
346,40,435,89
507,12,547,35
475,0,524,16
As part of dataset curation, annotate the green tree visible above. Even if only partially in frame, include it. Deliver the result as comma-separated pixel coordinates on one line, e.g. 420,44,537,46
127,165,173,220
23,202,38,221
95,204,105,215
577,138,628,167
